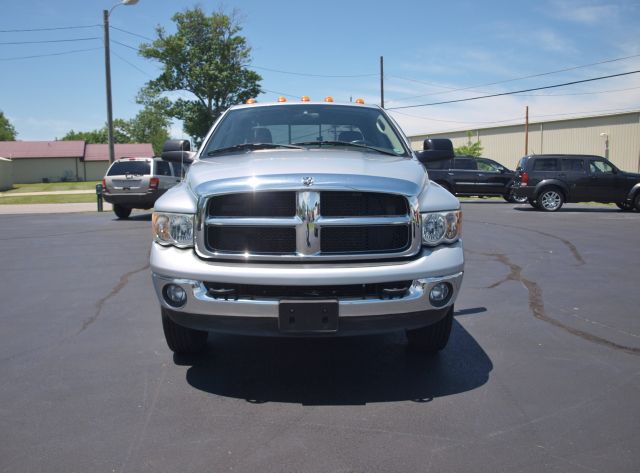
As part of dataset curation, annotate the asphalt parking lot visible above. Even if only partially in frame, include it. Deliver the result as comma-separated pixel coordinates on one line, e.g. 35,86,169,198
1,202,638,473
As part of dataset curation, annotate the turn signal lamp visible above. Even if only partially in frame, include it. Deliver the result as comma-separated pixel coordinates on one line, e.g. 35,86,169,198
301,96,311,102
245,98,257,104
277,96,287,102
355,98,365,104
324,96,334,102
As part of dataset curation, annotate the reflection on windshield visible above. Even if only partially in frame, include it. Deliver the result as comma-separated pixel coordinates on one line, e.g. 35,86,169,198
203,104,409,157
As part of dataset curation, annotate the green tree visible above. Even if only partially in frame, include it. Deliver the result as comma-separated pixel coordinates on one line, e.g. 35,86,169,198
454,131,483,157
139,7,262,145
60,105,169,153
0,110,17,140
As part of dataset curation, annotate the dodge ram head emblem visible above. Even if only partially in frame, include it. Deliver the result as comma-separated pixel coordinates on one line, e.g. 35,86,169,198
302,176,314,187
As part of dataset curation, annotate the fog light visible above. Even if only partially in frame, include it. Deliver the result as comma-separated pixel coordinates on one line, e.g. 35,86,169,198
429,282,451,307
163,284,187,308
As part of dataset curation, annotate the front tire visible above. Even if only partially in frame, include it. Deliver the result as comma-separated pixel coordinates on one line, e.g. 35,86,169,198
113,204,132,219
634,193,640,212
161,308,208,354
406,306,454,353
538,187,564,212
616,201,634,211
528,198,539,209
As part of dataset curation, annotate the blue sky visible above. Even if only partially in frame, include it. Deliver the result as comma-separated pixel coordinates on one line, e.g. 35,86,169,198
1,0,639,142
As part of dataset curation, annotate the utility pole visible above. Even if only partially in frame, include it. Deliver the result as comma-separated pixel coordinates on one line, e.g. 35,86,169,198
380,56,384,109
524,105,529,155
103,9,115,164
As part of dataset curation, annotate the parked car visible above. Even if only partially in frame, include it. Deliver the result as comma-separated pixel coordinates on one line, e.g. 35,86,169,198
424,155,527,203
512,154,640,212
102,156,188,219
150,101,464,355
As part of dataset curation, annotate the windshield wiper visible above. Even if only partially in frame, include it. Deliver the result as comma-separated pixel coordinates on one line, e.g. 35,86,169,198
292,140,399,157
206,143,303,156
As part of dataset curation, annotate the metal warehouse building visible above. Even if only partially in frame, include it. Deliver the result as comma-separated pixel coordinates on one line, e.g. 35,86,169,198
408,110,640,173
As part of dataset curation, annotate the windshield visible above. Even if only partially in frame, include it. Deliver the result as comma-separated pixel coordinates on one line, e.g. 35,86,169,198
203,104,410,157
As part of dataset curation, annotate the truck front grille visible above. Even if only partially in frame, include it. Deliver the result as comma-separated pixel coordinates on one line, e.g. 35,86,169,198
199,190,419,260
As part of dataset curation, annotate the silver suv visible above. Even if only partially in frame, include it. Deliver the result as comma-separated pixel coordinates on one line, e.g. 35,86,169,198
102,157,187,219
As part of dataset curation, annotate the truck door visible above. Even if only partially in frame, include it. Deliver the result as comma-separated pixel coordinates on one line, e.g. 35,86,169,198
451,157,478,195
476,158,511,195
587,159,627,202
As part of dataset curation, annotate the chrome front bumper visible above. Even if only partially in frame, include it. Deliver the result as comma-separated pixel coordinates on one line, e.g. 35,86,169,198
151,241,464,321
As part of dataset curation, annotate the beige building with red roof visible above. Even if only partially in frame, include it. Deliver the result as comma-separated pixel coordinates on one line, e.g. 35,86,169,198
0,141,154,184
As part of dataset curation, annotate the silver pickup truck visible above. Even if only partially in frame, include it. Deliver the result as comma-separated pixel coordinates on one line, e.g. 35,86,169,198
150,100,464,354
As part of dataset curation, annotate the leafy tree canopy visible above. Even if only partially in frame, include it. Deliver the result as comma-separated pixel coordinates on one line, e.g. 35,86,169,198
0,110,18,141
60,104,170,154
454,132,483,157
138,7,262,145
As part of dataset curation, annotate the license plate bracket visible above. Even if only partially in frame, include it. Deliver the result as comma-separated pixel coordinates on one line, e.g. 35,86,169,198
278,300,338,333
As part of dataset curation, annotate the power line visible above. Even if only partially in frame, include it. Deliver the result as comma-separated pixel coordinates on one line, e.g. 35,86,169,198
388,53,640,102
0,25,100,33
387,70,640,109
261,88,300,99
110,26,154,42
111,39,139,51
518,84,640,97
249,65,377,78
111,50,153,77
0,37,100,45
0,47,102,61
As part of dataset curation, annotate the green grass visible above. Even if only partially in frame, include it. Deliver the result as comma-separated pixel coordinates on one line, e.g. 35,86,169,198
0,194,97,205
2,181,100,194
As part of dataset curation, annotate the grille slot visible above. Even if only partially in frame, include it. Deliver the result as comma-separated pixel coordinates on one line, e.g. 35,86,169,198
321,191,408,217
321,225,410,254
203,281,412,300
208,191,295,217
207,226,296,253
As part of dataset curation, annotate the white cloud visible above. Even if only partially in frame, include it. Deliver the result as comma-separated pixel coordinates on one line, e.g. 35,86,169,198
548,0,620,24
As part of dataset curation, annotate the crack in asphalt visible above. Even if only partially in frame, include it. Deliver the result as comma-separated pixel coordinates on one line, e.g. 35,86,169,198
77,259,150,335
466,219,585,266
479,251,639,356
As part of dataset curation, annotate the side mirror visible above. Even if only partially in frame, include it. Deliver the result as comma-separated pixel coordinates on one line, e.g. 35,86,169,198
415,138,455,164
161,139,193,163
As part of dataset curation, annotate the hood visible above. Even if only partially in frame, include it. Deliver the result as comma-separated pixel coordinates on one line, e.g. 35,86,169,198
187,149,427,196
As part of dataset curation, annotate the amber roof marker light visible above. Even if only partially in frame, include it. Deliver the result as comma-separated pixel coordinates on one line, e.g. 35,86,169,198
301,96,311,102
324,96,334,102
277,96,287,102
355,98,365,104
245,98,257,104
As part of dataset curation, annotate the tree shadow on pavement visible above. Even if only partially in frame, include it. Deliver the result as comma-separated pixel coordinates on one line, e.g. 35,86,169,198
177,320,492,406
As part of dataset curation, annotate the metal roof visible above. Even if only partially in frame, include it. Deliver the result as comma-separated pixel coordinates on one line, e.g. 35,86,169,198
0,140,85,159
0,141,154,161
84,143,154,161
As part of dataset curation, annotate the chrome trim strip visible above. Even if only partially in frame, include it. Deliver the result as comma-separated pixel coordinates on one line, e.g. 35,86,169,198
206,217,299,226
296,191,321,256
317,216,411,226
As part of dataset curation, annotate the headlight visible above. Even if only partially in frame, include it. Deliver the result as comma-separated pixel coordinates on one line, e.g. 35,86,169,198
421,210,461,246
152,212,194,248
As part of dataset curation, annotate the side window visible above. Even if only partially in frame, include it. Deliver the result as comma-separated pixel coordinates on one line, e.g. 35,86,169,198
453,158,477,170
532,158,559,172
155,160,172,176
477,159,500,172
561,159,585,172
589,160,614,174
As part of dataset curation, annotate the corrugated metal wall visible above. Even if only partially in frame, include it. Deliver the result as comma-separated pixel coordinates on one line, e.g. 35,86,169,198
409,111,640,172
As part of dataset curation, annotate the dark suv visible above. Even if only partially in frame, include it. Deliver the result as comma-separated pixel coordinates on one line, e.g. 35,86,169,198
513,154,640,212
424,155,527,203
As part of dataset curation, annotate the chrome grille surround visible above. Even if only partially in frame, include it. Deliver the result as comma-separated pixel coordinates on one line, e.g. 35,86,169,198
193,174,423,262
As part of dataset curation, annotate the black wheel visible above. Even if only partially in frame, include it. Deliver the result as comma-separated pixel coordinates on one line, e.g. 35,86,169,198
161,307,208,354
528,198,539,209
537,187,564,212
634,193,640,212
616,201,634,211
113,204,132,219
502,195,512,202
406,305,454,353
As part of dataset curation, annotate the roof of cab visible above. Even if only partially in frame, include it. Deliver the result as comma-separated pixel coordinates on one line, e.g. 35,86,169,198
229,100,381,111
